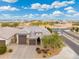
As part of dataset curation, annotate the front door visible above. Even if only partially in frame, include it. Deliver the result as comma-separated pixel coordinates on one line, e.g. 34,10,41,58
37,37,41,45
18,34,27,44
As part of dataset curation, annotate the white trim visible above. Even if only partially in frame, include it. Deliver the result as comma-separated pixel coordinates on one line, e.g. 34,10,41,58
16,34,19,44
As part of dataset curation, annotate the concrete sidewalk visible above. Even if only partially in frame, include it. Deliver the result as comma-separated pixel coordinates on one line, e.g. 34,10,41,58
50,47,79,59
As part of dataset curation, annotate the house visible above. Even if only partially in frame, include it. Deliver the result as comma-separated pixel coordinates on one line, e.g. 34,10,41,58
0,27,20,45
17,26,51,45
0,26,51,45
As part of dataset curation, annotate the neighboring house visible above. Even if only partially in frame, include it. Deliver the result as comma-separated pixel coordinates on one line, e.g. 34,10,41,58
0,27,20,45
0,26,51,45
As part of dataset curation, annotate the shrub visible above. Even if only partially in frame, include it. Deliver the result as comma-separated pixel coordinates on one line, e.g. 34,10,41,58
8,49,13,53
46,27,52,33
36,47,41,54
37,50,41,54
43,50,47,54
0,45,7,55
36,47,40,51
42,33,64,49
43,55,46,58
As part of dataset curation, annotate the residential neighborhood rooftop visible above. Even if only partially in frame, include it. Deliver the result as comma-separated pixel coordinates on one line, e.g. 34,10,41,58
0,27,20,40
0,26,51,40
19,26,51,35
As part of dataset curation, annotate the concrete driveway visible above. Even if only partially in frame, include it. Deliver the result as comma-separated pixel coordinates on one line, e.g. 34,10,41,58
11,45,38,59
0,44,46,59
0,44,78,59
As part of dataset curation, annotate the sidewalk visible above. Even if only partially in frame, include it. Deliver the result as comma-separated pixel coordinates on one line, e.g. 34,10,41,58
50,47,79,59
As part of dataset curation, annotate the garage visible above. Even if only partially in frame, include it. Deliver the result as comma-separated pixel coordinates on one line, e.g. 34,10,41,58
29,39,36,45
18,34,27,44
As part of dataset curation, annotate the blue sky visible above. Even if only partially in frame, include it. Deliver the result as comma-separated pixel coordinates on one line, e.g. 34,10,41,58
0,0,79,21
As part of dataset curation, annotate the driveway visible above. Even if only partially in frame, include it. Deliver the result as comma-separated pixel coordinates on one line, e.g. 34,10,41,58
0,44,78,59
11,45,39,59
0,44,46,59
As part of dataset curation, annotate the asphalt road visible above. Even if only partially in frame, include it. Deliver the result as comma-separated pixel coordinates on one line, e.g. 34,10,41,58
62,36,79,55
61,30,79,55
63,31,79,41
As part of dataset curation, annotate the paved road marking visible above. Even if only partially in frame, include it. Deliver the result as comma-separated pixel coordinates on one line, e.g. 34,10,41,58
62,32,79,45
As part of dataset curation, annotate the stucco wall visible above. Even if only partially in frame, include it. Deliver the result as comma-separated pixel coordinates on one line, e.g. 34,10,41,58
5,36,15,45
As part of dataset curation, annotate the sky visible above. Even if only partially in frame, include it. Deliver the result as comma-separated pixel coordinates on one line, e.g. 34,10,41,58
0,0,79,21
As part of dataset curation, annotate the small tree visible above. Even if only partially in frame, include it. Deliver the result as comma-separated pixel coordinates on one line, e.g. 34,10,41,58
71,27,74,31
0,45,7,54
46,27,52,33
42,33,64,49
75,28,79,32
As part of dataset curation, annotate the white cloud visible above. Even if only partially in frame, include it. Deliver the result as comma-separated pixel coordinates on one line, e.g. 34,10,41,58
51,1,67,8
31,3,50,11
51,1,74,8
64,6,76,13
52,11,64,16
31,3,41,9
73,13,79,16
41,14,49,17
66,1,74,4
30,1,75,11
41,4,50,9
64,6,74,10
2,0,17,3
0,6,19,11
1,11,79,20
67,10,76,13
23,14,35,19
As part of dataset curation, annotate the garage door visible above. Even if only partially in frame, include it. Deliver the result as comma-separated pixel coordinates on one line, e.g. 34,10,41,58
29,39,36,45
0,40,5,45
18,34,27,44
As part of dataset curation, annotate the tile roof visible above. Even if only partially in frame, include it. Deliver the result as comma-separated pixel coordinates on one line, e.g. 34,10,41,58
0,27,20,40
0,26,51,40
19,26,51,35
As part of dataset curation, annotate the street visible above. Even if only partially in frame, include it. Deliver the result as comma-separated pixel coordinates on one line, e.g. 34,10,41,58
60,30,79,55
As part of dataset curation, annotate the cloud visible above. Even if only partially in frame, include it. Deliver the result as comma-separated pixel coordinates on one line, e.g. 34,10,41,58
31,3,50,11
67,10,76,13
73,13,79,16
51,1,74,8
0,6,19,11
1,11,79,20
0,10,64,20
2,0,17,3
22,11,64,20
41,14,49,17
64,6,76,13
52,11,64,16
64,6,74,10
51,1,67,8
29,1,75,11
